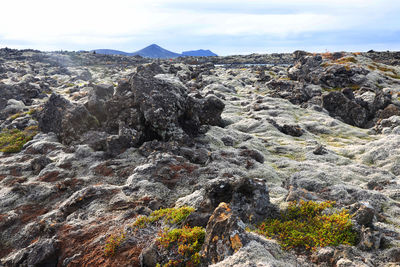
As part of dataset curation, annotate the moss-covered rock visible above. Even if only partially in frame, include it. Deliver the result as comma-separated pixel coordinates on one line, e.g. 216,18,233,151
256,200,357,251
0,126,38,153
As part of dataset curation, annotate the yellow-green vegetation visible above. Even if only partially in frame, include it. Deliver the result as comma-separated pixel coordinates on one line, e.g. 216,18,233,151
131,207,204,266
349,84,361,90
132,206,195,228
279,152,306,162
256,200,357,251
104,206,200,261
9,112,24,121
9,109,38,121
372,63,397,74
157,225,205,267
320,62,332,68
336,57,357,64
322,87,342,92
269,71,277,77
27,108,37,115
104,232,126,257
0,126,38,153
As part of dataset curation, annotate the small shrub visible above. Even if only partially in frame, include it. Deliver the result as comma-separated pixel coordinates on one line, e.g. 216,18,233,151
27,108,37,115
104,232,126,257
256,200,357,251
104,207,196,258
132,206,195,228
0,126,38,153
158,225,205,267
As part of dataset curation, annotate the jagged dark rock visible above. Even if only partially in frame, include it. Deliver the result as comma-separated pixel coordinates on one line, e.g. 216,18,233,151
200,177,276,224
322,91,368,127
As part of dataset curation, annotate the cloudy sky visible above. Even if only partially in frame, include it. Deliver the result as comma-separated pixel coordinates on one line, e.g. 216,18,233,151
1,0,399,55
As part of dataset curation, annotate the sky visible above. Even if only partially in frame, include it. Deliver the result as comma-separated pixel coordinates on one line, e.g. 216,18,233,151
1,0,400,55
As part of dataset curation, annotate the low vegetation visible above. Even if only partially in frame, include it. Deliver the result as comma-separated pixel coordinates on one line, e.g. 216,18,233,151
104,232,126,257
0,126,38,153
105,206,204,266
256,200,357,251
157,225,205,267
132,206,195,228
9,112,24,121
335,56,357,64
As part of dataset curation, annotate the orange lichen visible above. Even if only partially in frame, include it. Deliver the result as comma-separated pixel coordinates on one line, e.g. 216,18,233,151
230,234,243,252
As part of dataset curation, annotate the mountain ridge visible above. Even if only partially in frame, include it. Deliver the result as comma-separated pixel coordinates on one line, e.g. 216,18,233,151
92,44,217,58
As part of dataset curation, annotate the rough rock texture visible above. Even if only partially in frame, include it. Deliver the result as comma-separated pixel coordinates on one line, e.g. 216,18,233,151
1,48,400,266
322,91,368,127
199,177,276,224
38,64,224,154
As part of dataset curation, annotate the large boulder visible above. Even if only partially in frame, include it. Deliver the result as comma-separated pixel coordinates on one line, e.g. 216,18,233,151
130,72,190,140
84,83,114,124
38,94,99,145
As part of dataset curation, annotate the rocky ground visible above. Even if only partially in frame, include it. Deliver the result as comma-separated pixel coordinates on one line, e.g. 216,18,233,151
0,48,400,266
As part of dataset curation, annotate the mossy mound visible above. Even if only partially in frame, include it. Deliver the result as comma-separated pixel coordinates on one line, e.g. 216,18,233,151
105,206,205,266
0,126,38,153
132,206,195,228
157,225,205,267
256,200,357,251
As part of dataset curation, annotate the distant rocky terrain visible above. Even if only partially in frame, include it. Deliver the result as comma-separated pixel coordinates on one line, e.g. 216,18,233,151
1,47,400,266
92,44,218,58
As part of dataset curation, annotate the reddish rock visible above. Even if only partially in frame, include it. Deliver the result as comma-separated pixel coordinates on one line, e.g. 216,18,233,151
39,171,60,182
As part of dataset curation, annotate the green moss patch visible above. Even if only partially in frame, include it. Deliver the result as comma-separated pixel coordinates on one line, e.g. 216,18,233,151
336,57,357,64
0,126,38,153
104,206,204,265
256,200,357,251
8,112,24,121
132,206,195,228
157,226,205,267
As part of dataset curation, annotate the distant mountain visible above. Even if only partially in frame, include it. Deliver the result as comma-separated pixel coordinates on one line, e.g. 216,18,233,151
91,44,217,58
181,49,217,57
91,49,130,56
130,44,181,58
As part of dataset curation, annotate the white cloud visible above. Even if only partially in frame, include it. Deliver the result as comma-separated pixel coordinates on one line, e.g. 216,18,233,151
1,0,399,53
